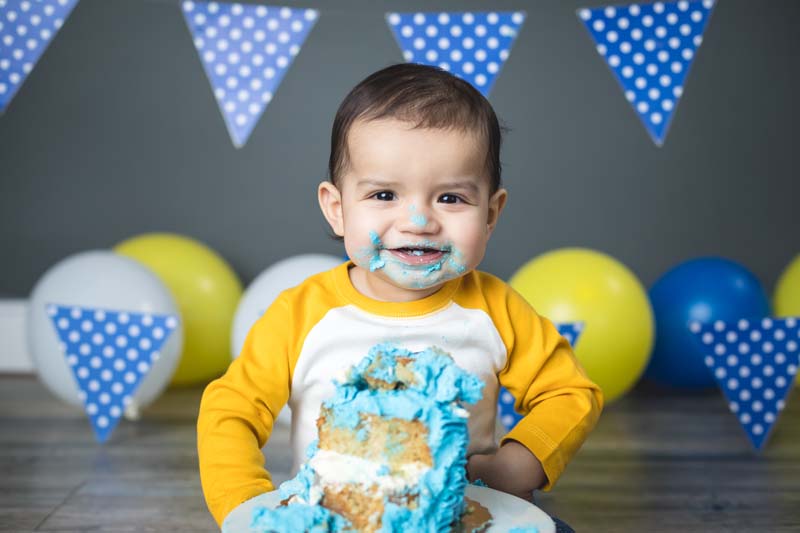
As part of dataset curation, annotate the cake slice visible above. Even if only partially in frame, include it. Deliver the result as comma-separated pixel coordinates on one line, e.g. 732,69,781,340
251,343,486,532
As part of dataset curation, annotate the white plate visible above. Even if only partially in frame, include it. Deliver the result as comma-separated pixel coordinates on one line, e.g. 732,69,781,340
222,485,554,532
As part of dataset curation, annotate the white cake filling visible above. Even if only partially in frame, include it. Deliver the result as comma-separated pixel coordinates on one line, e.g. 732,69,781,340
309,448,429,493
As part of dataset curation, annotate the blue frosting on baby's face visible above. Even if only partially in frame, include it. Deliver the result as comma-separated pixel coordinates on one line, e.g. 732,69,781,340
263,343,485,532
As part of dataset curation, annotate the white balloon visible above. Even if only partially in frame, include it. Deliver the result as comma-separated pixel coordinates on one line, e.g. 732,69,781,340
232,254,342,426
28,251,183,411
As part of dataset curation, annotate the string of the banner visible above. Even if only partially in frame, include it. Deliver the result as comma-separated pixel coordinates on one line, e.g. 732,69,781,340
129,0,501,17
133,0,379,12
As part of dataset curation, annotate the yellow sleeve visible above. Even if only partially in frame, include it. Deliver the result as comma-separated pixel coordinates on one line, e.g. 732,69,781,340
497,286,603,491
197,294,294,526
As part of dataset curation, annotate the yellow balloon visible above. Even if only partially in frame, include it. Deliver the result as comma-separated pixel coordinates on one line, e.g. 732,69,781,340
509,248,654,403
114,233,243,386
774,254,800,317
773,254,800,384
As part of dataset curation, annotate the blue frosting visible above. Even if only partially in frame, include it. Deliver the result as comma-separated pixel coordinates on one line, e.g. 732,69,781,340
410,214,427,227
265,343,484,532
278,461,315,502
367,231,385,272
250,504,352,533
508,527,540,533
360,232,468,283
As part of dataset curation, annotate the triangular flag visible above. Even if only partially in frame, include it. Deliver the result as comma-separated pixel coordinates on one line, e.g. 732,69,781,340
386,11,526,97
47,304,179,443
182,1,318,148
0,0,80,112
577,0,715,146
498,322,585,432
689,317,800,451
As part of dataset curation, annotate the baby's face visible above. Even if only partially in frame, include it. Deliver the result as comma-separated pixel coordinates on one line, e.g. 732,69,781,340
321,118,506,302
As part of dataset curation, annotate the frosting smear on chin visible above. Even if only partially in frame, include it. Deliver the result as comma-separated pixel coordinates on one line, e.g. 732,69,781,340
251,343,485,532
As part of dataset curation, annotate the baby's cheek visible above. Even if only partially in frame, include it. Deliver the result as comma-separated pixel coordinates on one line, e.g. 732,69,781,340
444,247,469,274
347,239,385,273
453,233,487,269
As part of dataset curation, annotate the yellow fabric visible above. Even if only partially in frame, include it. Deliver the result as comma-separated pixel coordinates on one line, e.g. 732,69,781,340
197,262,603,525
453,274,604,490
197,270,343,525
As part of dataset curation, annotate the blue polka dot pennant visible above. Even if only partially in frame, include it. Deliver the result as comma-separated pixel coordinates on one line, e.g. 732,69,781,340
498,322,585,432
47,304,179,443
689,317,800,451
0,0,80,112
386,11,526,97
577,0,716,146
182,2,318,148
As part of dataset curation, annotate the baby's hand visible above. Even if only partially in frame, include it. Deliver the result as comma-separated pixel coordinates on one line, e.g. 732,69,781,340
466,440,545,502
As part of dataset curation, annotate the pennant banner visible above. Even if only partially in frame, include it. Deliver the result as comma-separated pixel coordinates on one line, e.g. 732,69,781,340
386,11,526,97
47,304,179,443
578,0,715,145
0,0,80,112
498,322,585,432
182,1,318,148
689,317,800,451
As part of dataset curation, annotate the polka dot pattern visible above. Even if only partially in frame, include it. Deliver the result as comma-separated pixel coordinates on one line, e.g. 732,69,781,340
578,0,715,145
47,304,179,443
497,322,585,432
689,317,800,451
182,1,318,148
0,0,79,112
386,11,526,97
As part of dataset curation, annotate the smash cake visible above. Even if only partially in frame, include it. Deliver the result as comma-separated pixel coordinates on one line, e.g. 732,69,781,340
249,344,496,532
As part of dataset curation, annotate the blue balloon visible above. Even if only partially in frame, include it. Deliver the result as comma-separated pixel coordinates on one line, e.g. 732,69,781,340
645,257,770,388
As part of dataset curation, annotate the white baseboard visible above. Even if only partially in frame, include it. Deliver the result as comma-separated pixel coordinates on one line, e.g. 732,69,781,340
0,299,33,373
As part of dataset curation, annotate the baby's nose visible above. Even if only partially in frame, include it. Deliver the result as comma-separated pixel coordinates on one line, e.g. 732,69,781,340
410,211,429,228
401,207,439,233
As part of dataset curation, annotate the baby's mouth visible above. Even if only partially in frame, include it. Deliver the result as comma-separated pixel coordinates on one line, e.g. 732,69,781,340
387,246,447,266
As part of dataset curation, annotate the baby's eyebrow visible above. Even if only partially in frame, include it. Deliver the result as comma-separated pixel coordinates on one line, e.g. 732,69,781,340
355,178,481,195
356,178,399,189
437,181,481,195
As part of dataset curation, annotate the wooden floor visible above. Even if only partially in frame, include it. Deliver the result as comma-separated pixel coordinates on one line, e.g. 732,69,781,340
1,375,799,532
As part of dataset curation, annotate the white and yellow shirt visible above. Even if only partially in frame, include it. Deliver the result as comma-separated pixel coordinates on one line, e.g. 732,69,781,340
198,261,603,526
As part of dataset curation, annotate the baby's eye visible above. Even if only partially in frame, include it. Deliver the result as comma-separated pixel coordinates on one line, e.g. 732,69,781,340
371,191,395,201
438,194,463,204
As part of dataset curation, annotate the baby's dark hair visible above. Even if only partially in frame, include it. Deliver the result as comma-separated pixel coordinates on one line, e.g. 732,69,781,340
328,63,504,194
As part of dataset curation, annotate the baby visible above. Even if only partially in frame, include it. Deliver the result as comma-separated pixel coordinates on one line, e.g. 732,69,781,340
198,63,603,527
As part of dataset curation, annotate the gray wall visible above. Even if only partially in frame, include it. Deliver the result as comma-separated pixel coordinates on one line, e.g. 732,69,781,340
1,0,798,298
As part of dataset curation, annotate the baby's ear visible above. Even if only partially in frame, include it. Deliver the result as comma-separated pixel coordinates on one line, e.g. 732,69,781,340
318,181,345,237
487,188,508,233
